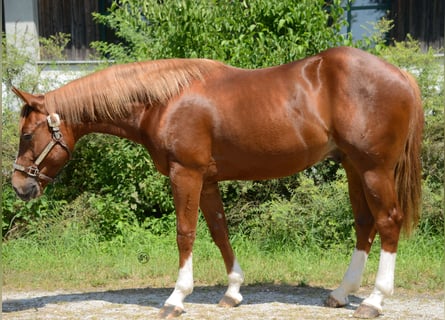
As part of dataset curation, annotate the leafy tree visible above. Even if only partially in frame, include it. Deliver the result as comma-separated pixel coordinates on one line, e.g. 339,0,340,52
92,0,346,66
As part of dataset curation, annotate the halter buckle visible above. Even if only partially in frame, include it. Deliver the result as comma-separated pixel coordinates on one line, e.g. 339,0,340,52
26,166,40,177
47,113,61,128
53,130,62,141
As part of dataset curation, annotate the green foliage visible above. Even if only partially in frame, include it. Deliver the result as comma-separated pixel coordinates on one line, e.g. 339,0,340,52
1,108,20,180
344,16,394,54
223,172,354,251
58,135,175,217
2,32,40,93
419,181,444,238
92,0,346,66
2,185,68,240
36,135,176,240
2,32,71,94
39,32,71,60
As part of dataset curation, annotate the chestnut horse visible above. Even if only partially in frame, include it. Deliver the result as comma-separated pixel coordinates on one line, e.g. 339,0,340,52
12,47,423,318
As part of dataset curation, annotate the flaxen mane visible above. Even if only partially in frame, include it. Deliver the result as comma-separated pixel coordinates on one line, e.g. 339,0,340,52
44,59,225,123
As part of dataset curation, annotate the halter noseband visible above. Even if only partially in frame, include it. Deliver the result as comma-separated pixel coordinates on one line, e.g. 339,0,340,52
13,113,72,183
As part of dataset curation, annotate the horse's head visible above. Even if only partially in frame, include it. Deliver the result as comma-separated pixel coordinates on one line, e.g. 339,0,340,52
11,88,73,201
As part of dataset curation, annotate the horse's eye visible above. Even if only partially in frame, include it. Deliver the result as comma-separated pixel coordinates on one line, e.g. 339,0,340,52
22,133,33,141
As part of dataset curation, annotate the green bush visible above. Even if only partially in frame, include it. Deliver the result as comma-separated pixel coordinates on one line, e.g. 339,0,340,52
92,0,346,66
2,32,70,94
419,181,444,237
2,186,68,240
44,135,176,239
223,171,354,251
57,135,175,217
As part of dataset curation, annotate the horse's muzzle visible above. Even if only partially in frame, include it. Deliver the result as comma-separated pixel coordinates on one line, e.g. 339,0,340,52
12,176,42,201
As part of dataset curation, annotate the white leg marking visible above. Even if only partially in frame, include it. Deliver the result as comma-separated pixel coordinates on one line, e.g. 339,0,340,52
362,250,396,312
330,249,368,305
224,259,244,303
165,255,194,310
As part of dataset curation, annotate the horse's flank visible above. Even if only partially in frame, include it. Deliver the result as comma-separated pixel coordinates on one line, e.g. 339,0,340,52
44,58,226,124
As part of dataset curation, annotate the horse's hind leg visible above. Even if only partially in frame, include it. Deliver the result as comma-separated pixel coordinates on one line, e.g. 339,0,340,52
326,159,377,308
353,168,403,318
200,181,244,307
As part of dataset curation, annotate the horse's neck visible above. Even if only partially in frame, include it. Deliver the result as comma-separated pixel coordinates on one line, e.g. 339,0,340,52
71,117,144,144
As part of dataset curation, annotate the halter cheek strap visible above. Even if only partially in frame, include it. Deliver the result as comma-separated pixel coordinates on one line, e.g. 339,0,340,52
13,113,71,183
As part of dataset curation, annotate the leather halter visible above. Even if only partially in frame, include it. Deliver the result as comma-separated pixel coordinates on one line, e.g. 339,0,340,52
13,113,71,183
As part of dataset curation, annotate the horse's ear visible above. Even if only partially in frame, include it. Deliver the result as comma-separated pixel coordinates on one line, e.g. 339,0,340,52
12,87,47,114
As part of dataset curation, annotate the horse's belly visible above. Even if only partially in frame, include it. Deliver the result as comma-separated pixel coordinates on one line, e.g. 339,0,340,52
209,114,334,180
212,138,334,181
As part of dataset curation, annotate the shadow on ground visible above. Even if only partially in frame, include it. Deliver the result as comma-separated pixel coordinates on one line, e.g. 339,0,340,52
2,284,363,313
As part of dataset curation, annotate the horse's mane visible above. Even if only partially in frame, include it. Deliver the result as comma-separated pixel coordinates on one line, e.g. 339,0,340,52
44,59,225,123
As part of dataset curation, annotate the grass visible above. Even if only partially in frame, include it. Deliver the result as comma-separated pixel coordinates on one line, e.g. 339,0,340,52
2,222,443,294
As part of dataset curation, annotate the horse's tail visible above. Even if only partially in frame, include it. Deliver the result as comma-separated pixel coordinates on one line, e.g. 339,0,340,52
395,70,424,236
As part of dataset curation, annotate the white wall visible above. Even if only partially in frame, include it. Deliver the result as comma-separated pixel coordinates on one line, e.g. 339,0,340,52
4,0,40,60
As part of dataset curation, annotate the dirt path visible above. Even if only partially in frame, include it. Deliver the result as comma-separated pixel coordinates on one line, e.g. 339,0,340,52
2,285,443,319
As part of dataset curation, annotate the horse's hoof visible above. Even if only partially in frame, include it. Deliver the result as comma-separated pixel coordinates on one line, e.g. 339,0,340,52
353,303,381,318
218,295,241,308
158,304,184,319
324,294,347,308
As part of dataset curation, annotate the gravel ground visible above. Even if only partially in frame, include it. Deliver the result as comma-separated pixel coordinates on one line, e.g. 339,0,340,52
2,285,443,320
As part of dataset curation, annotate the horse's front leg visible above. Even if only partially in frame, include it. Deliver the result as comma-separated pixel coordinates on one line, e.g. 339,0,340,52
159,163,203,319
200,181,244,307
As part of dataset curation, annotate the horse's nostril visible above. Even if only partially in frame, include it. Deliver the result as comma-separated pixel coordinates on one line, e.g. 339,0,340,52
13,181,40,201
